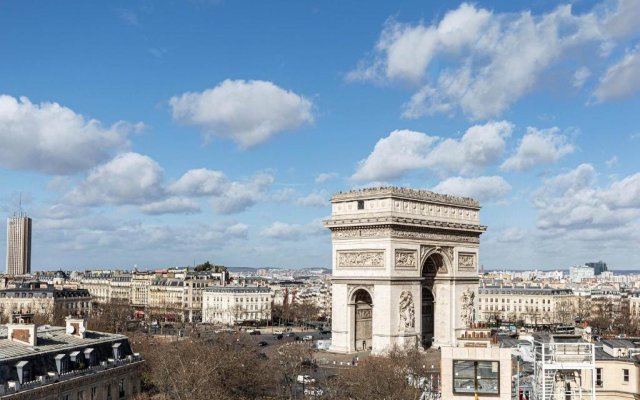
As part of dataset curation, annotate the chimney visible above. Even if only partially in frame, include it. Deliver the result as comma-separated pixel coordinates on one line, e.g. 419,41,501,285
65,316,87,339
7,313,37,347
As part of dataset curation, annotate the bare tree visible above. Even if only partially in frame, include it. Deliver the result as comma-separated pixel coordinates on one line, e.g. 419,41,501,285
330,346,436,400
88,299,132,333
139,334,276,400
554,299,575,326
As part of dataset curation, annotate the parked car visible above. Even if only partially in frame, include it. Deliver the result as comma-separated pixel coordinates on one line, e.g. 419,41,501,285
286,332,295,337
257,341,268,347
303,335,313,341
249,330,261,335
276,334,284,340
274,330,284,335
297,375,316,384
304,388,324,397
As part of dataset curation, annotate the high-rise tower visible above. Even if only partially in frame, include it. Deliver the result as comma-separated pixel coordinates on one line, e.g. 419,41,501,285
6,213,32,275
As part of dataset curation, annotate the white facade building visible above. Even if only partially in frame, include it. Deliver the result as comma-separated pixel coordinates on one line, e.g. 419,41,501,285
202,286,271,325
570,265,595,283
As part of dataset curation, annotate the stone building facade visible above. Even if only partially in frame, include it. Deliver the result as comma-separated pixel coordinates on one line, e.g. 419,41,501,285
202,286,272,325
325,187,485,354
0,285,91,323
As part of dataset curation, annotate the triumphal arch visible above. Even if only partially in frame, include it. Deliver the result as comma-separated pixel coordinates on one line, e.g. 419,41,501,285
325,187,485,354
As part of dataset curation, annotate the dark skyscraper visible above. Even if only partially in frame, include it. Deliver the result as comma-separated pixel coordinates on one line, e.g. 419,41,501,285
6,213,32,275
586,260,608,276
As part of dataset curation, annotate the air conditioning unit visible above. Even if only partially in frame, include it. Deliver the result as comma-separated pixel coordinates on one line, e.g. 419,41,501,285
36,375,47,384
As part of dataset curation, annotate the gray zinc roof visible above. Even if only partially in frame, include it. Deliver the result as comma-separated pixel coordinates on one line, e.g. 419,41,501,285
0,325,127,362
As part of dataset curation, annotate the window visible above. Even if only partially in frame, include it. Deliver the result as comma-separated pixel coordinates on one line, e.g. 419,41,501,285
119,379,125,398
596,368,603,387
357,200,364,210
623,369,629,383
453,360,500,394
91,387,97,400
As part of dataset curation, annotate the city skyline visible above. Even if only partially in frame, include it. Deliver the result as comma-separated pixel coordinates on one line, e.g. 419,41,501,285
1,0,639,270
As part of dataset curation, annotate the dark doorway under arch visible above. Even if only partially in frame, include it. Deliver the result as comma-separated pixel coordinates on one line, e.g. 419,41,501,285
421,253,443,348
353,289,372,351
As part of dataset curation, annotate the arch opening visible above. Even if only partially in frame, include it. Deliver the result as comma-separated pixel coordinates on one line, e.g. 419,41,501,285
352,289,372,351
421,253,444,348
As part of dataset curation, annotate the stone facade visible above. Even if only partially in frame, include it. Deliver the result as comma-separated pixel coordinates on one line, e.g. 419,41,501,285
326,187,485,354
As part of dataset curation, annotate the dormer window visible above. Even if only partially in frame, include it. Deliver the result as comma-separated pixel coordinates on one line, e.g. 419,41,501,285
55,354,67,374
84,348,95,366
15,360,30,384
70,351,84,369
112,343,122,360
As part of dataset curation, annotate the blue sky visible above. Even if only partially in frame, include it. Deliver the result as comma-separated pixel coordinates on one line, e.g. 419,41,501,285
1,0,639,270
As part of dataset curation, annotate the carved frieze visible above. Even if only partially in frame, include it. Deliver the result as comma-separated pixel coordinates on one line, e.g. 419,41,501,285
458,253,476,271
337,251,384,268
460,288,476,327
440,246,454,263
398,291,415,331
356,308,372,319
332,228,392,240
332,227,481,244
391,229,480,244
395,250,417,269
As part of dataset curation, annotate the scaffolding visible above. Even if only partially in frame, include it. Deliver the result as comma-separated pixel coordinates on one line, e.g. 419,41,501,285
531,336,595,400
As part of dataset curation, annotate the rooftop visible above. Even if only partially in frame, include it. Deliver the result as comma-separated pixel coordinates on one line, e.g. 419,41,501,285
331,186,480,208
205,286,271,293
0,325,127,362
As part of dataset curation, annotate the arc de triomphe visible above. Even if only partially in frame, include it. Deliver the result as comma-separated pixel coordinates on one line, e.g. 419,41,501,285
325,187,485,354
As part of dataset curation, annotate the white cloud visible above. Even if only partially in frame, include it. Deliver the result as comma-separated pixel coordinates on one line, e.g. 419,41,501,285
432,176,511,203
296,192,327,208
116,9,139,26
605,155,618,168
600,0,640,40
501,127,574,171
260,219,326,241
0,95,138,174
66,152,164,206
352,121,512,181
349,2,638,119
533,164,640,240
168,168,227,196
593,45,640,102
496,227,527,243
139,197,200,215
573,67,591,88
212,173,274,214
352,129,437,181
315,172,337,183
169,79,314,148
348,3,492,84
425,121,513,175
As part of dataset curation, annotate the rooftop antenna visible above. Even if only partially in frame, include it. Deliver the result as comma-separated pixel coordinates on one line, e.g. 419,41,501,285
18,192,22,217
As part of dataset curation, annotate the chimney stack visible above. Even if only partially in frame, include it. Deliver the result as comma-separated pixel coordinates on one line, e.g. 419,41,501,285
7,313,37,347
65,316,87,339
